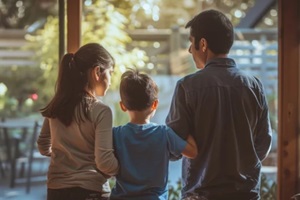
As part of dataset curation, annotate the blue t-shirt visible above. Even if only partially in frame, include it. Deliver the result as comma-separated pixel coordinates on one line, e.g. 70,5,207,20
110,122,187,200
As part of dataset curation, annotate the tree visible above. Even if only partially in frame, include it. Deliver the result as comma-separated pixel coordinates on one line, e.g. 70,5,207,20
110,0,277,29
25,0,148,111
0,66,43,117
0,0,56,29
0,0,277,117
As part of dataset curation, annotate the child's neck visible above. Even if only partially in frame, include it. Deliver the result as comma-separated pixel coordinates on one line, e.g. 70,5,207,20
128,110,152,124
130,118,150,124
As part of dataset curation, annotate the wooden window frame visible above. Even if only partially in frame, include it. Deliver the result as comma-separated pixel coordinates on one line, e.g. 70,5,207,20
278,0,299,199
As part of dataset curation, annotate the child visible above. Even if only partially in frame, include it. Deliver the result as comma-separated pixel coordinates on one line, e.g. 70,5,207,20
110,69,198,200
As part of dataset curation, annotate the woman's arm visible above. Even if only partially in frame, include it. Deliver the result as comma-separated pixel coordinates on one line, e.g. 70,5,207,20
37,118,52,156
94,105,119,176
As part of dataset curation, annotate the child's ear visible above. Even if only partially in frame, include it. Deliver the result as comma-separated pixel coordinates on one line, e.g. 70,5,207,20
119,101,127,112
151,99,159,110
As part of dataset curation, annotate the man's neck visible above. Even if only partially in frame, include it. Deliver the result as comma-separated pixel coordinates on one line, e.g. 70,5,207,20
206,51,228,61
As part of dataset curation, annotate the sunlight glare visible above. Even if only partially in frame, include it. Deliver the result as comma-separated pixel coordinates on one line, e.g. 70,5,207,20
0,83,7,96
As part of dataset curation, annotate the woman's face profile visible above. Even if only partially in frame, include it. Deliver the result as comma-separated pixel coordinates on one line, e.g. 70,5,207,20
97,66,114,96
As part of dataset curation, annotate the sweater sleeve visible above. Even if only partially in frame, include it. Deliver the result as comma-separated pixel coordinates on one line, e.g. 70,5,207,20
37,118,52,156
93,104,119,176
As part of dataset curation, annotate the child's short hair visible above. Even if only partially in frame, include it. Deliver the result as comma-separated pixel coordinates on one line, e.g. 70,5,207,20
120,69,158,111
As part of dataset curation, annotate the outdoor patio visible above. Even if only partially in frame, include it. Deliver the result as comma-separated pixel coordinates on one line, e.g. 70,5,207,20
0,180,46,200
0,117,48,200
0,160,183,200
0,167,47,200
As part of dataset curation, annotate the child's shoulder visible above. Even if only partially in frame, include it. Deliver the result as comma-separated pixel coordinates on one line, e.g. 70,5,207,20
112,124,124,132
152,124,176,135
112,123,133,135
148,123,166,130
157,124,173,131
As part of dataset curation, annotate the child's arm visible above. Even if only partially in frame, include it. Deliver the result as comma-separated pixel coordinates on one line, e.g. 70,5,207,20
181,134,198,159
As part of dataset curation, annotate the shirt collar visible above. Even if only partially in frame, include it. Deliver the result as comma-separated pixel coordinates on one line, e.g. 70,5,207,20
204,57,236,68
127,122,154,129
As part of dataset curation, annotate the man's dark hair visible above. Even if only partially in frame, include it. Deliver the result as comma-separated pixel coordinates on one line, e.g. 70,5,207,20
120,69,158,111
185,9,234,54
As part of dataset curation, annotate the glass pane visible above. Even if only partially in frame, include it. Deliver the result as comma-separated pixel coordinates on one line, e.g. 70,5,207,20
0,0,57,197
86,0,277,199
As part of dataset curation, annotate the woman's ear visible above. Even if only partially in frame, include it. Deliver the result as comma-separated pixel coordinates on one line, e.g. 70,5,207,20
93,66,100,81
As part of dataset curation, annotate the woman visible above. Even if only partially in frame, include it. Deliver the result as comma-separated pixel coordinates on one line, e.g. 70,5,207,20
37,43,119,200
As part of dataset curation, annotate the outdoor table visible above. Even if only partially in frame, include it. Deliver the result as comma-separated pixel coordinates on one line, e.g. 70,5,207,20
0,118,39,188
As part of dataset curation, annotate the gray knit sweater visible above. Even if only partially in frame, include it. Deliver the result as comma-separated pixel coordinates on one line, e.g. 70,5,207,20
37,100,119,193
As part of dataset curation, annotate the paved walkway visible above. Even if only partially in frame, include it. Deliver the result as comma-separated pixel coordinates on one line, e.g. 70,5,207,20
0,178,47,200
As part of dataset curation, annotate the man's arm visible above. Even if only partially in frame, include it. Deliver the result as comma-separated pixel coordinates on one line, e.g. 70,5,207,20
166,81,192,140
255,107,272,161
254,84,272,161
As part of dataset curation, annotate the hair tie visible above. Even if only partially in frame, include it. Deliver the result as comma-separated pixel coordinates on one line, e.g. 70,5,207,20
68,53,83,76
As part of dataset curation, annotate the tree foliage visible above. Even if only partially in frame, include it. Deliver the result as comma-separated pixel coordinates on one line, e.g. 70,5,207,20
0,0,278,118
0,0,277,30
25,0,148,111
0,0,56,29
0,66,43,117
109,0,277,29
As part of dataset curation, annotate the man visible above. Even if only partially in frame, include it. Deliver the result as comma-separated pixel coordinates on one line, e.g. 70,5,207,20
166,9,272,200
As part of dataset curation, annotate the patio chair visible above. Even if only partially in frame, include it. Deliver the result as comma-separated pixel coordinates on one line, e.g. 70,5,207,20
11,120,49,193
0,118,8,178
0,134,6,178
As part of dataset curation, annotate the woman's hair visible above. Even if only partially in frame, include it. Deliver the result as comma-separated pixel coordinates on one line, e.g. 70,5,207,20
185,9,234,54
41,43,115,126
120,69,158,111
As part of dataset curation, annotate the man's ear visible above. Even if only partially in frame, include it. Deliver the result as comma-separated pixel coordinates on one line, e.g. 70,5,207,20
151,99,159,110
200,38,208,52
119,101,127,112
